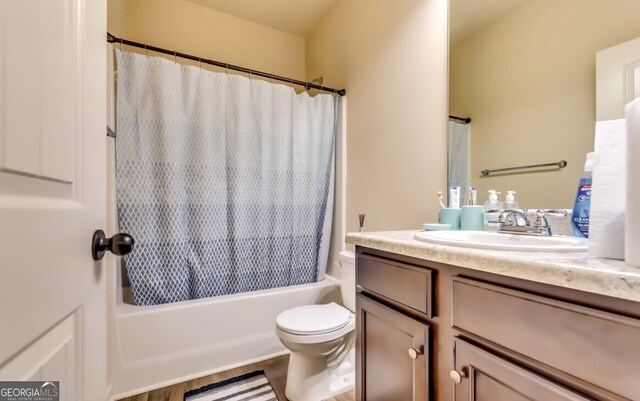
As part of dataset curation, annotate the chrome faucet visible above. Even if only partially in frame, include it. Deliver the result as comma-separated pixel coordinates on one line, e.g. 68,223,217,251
498,209,567,237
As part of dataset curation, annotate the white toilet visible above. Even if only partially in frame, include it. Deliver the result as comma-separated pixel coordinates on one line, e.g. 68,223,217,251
276,250,356,401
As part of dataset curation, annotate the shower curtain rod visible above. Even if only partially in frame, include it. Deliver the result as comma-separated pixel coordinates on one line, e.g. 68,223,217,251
107,33,346,96
449,115,471,124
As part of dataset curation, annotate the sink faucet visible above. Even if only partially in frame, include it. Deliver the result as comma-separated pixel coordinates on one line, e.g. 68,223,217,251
498,209,567,237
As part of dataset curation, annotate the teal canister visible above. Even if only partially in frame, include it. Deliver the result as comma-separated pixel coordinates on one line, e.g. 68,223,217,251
461,205,485,231
439,208,462,230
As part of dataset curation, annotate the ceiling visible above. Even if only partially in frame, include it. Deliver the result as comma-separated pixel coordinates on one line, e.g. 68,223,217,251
187,0,336,37
450,0,531,44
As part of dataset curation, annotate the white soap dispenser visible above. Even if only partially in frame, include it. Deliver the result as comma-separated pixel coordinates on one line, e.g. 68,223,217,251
505,191,520,210
483,190,503,231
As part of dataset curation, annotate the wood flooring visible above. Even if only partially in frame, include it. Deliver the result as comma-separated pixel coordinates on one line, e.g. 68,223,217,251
116,355,355,401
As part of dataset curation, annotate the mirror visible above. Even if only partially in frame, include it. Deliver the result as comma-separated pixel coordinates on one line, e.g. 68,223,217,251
448,0,640,209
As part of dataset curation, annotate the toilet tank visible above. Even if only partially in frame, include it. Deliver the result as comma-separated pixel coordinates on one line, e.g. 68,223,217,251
338,250,356,312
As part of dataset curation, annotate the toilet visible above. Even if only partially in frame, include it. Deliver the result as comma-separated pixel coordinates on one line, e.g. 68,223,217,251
276,250,356,401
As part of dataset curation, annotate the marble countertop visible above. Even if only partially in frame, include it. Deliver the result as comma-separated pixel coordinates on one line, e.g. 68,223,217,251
346,230,640,303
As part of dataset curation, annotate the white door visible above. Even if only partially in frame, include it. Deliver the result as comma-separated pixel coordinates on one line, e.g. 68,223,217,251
596,36,640,120
0,1,107,401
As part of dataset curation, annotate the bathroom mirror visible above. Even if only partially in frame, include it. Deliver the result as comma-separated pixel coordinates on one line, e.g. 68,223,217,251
448,0,640,209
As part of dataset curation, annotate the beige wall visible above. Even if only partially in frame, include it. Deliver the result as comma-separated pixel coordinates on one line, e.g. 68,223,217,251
450,0,640,209
307,0,449,235
107,0,306,80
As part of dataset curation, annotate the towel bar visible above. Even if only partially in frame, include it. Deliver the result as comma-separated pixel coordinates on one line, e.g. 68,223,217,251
481,160,567,177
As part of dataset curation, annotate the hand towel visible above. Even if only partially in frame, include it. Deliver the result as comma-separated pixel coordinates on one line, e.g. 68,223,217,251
589,119,626,259
626,98,640,267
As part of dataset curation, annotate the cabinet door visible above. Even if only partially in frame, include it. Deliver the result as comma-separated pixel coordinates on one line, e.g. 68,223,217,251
356,294,430,401
453,339,591,401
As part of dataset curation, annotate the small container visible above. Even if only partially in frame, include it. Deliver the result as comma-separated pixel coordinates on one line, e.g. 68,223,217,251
449,185,461,208
439,208,462,230
461,205,485,231
423,223,452,231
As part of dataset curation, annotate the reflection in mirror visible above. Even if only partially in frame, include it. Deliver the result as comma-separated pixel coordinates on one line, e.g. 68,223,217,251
448,0,640,209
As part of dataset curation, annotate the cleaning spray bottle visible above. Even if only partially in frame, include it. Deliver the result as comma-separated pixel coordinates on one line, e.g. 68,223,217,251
571,153,594,238
483,190,503,231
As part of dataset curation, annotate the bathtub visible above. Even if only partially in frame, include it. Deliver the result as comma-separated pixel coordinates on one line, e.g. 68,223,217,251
109,276,341,398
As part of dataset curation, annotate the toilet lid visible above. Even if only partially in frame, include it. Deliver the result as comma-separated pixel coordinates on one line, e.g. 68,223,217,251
276,302,351,335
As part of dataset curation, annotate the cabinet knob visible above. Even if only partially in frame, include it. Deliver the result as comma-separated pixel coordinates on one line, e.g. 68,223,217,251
408,347,422,360
450,370,466,384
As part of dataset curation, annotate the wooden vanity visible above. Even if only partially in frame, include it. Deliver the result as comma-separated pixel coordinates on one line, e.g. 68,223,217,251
352,241,640,401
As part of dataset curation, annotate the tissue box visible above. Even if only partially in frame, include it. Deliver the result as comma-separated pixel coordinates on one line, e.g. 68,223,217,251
589,119,626,260
626,99,640,267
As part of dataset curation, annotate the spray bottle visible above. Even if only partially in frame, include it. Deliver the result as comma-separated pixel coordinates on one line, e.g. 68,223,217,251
571,153,593,238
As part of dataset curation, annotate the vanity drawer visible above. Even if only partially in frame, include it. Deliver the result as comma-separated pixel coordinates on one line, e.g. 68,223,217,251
357,254,433,317
452,277,640,400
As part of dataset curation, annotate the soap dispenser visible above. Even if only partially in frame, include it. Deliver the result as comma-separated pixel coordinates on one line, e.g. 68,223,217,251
483,190,503,231
505,191,520,210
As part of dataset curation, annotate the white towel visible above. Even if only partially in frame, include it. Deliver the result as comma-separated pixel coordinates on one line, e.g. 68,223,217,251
626,99,640,267
588,119,626,260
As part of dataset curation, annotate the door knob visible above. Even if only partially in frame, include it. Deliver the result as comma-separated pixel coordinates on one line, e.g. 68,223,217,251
408,347,422,360
91,230,135,261
450,369,466,384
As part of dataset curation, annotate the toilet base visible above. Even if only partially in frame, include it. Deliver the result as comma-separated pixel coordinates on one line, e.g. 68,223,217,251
284,338,355,401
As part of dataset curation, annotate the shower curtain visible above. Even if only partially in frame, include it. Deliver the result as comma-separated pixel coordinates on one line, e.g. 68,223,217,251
115,50,337,306
448,121,470,205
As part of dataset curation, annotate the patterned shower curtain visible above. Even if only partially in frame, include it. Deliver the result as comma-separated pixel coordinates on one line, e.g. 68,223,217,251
448,121,470,205
115,50,337,306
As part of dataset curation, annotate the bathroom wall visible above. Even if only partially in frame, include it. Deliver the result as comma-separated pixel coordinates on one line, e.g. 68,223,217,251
306,0,449,234
107,0,306,80
450,0,640,209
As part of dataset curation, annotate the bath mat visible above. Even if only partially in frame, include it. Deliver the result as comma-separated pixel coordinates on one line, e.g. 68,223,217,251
184,370,278,401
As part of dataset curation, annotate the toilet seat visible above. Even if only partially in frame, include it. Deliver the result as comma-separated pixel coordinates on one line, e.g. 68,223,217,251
276,302,351,335
276,303,355,345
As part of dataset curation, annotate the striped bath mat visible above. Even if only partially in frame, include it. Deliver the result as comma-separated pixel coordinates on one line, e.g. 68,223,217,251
184,370,278,401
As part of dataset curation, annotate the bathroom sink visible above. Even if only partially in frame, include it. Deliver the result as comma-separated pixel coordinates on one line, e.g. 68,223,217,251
414,231,588,252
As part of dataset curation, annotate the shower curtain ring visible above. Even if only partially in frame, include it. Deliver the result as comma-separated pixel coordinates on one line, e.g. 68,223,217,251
269,73,273,84
174,51,177,64
198,57,202,69
119,38,123,50
225,63,229,74
144,44,148,55
249,68,252,80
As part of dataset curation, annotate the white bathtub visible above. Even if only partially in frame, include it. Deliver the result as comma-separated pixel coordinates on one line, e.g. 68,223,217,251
109,277,341,399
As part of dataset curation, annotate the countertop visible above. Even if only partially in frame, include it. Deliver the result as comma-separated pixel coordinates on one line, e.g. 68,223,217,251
346,230,640,303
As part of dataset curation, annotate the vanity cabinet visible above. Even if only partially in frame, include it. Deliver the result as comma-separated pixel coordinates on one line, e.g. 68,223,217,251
356,294,431,401
452,277,640,400
453,339,590,401
355,247,640,401
355,253,433,400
